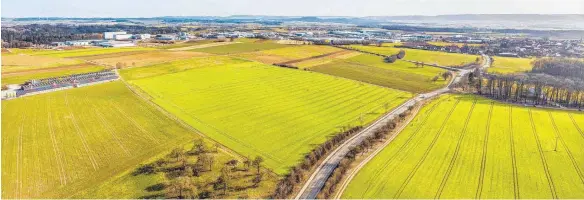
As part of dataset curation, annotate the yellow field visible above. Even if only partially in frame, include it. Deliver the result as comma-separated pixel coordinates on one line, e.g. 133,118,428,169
1,82,201,198
2,54,84,73
488,56,535,74
343,94,584,199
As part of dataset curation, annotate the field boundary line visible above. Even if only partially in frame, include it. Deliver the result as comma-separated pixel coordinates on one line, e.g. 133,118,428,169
65,93,99,170
359,98,446,196
509,106,520,198
118,79,280,176
333,101,423,199
475,102,494,198
393,99,460,198
569,114,584,139
548,112,584,186
528,109,558,199
46,96,68,186
435,99,477,198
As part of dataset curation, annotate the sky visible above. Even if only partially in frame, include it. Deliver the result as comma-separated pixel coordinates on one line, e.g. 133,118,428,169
2,0,583,18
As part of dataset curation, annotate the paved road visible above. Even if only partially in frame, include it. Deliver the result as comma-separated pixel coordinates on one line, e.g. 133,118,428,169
295,54,490,199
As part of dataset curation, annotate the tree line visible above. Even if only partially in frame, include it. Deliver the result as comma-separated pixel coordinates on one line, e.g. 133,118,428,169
271,126,362,198
1,24,183,48
459,57,584,109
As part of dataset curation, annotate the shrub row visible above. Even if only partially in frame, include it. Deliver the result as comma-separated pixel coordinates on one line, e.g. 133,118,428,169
318,105,415,198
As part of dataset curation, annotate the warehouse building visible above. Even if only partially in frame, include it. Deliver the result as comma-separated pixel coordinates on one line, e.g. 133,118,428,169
113,34,133,41
97,41,136,47
104,31,127,40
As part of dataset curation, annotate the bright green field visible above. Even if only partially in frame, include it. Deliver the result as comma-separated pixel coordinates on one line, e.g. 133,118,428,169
119,56,249,80
190,42,289,55
127,61,412,174
1,82,200,198
488,56,535,74
402,48,480,67
349,46,480,67
311,54,448,93
343,94,584,199
22,47,154,58
348,45,402,56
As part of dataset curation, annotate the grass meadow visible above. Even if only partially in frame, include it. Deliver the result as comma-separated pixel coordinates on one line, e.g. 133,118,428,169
348,45,480,67
1,82,201,198
85,50,211,68
311,54,448,93
488,56,535,74
127,61,412,174
189,41,289,55
342,94,584,199
236,45,340,64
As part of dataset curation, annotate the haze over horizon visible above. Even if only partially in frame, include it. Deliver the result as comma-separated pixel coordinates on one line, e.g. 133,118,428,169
2,0,583,18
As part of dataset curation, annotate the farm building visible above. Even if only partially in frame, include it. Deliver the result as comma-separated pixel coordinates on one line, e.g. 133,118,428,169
17,70,119,97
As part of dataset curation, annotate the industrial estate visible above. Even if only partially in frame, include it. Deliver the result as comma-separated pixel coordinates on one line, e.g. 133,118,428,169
2,13,584,199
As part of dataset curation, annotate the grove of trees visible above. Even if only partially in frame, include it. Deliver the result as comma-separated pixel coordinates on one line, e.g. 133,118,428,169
461,58,584,109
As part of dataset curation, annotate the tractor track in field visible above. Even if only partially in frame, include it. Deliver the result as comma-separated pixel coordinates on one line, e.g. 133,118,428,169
92,105,132,157
360,98,445,196
528,109,558,199
82,96,133,156
393,100,460,198
435,100,477,198
47,97,68,186
509,107,520,199
273,90,399,146
65,94,99,170
110,102,161,145
548,112,584,186
569,114,584,139
476,102,494,198
16,114,25,199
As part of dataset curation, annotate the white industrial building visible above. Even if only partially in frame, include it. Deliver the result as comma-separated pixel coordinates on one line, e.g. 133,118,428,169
114,34,133,41
97,41,136,48
136,34,151,39
104,31,127,40
65,40,92,46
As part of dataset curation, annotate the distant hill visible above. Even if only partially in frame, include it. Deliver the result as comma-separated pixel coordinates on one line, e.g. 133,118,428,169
365,14,584,21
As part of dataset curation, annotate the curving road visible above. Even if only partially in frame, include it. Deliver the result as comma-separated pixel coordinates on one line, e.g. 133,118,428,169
295,54,490,199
